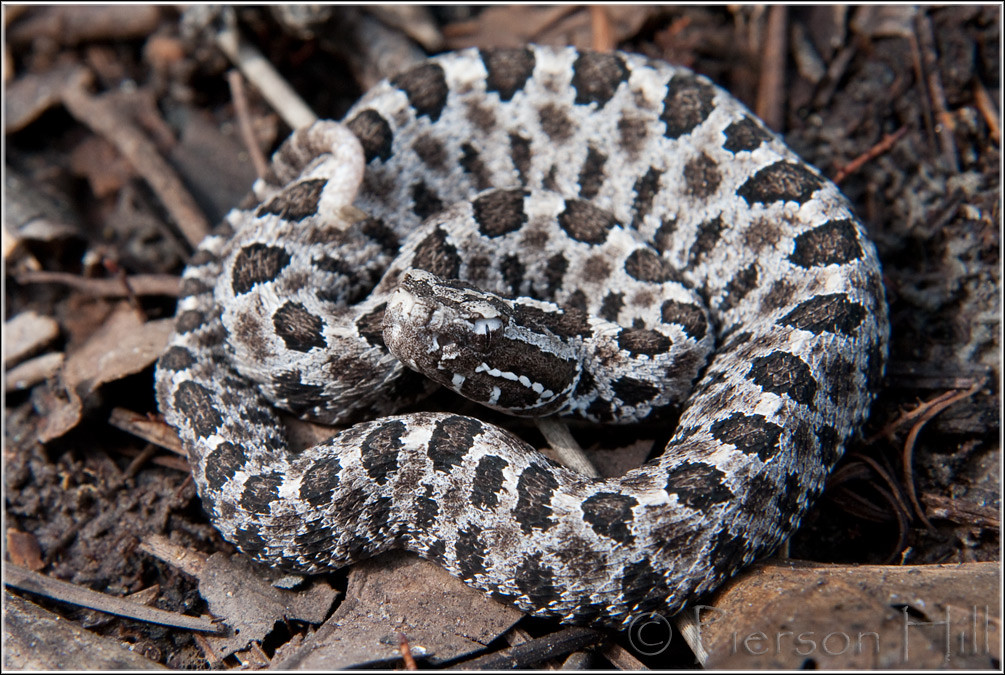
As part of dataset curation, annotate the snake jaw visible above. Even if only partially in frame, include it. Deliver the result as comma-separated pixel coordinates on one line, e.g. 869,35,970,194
383,269,583,416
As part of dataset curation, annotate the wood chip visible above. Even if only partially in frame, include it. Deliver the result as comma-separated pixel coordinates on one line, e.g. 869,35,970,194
3,62,92,134
5,351,63,391
7,529,45,570
273,552,523,669
38,304,174,443
689,560,1000,668
3,310,59,368
4,590,167,670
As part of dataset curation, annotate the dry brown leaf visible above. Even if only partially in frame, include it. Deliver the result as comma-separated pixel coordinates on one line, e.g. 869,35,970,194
69,136,135,199
61,303,172,400
443,5,658,51
168,109,261,225
3,62,91,134
197,553,338,659
273,552,523,669
586,438,654,478
3,310,59,368
6,5,162,47
5,352,64,391
38,303,173,442
7,529,44,570
682,560,1000,669
33,385,83,445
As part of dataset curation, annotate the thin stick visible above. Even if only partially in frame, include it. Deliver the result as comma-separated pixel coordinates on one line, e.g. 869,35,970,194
833,126,908,185
535,418,601,478
589,6,614,52
914,12,959,171
103,258,146,321
756,5,787,131
398,633,419,670
865,381,978,444
16,269,180,297
108,407,186,456
227,70,270,179
214,18,316,130
901,381,983,529
973,79,1000,145
60,85,211,247
4,563,221,633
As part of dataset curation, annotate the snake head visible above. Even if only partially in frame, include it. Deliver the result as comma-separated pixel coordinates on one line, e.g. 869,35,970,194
383,269,581,416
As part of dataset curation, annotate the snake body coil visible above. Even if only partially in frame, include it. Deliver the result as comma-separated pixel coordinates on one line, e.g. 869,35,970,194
156,46,888,627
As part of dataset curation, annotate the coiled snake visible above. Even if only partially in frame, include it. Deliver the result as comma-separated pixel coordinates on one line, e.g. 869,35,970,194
155,46,888,627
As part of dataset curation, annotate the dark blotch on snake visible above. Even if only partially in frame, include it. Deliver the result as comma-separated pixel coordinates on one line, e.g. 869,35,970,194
710,413,783,462
749,351,818,406
481,48,536,101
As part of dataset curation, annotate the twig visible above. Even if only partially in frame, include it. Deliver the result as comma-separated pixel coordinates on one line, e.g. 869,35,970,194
600,640,650,669
447,627,603,670
973,78,1000,145
124,443,159,478
589,6,614,52
907,32,937,155
108,407,186,456
866,381,978,444
914,11,959,171
756,5,787,131
4,563,221,633
399,633,419,670
833,126,909,184
527,5,584,43
60,83,211,248
901,381,984,529
227,70,270,180
16,269,180,297
193,633,224,667
102,258,146,321
117,445,190,473
535,418,600,478
214,13,317,129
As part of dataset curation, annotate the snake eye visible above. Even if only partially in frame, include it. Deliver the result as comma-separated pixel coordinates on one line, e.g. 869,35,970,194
469,316,502,353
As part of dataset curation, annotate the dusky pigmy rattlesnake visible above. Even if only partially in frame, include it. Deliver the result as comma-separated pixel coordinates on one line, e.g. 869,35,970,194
155,45,888,627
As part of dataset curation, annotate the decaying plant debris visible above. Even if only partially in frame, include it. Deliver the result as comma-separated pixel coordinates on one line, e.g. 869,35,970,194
4,5,1000,670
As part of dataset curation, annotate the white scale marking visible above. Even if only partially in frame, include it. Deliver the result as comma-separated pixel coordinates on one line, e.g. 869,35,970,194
475,363,554,399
